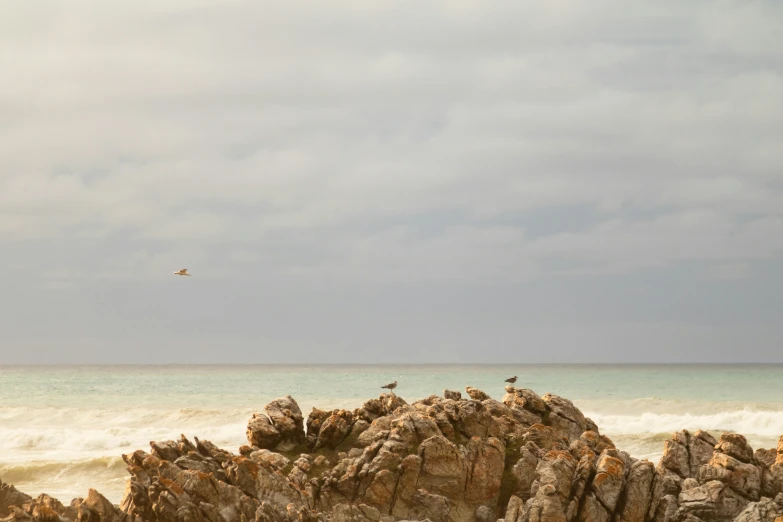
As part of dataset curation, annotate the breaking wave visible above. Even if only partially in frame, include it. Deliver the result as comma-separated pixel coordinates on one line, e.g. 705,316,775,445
3,399,783,504
586,408,783,438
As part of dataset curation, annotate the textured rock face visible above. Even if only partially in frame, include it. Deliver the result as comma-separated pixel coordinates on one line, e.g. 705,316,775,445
5,391,783,522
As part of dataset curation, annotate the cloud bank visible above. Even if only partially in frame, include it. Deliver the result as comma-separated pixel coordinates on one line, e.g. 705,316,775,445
1,0,781,362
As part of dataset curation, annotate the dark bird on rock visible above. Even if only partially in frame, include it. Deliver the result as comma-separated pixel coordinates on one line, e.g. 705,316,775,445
505,376,517,384
381,381,398,394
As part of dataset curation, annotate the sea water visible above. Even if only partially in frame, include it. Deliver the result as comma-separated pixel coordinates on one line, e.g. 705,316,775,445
1,364,783,504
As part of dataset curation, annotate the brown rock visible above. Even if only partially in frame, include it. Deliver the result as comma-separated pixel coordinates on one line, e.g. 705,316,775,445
315,410,354,450
77,489,123,522
579,492,610,522
150,440,182,462
363,469,397,511
390,455,422,519
249,449,291,471
511,443,541,501
733,497,783,522
247,413,282,450
0,481,32,518
660,432,691,478
265,396,306,448
684,430,717,477
465,387,491,401
444,389,462,400
524,424,569,451
305,407,331,448
444,400,500,439
464,437,506,504
542,394,588,442
615,460,655,522
591,450,626,512
676,479,749,522
716,433,755,464
756,448,777,469
389,412,442,447
533,450,578,510
502,387,547,415
409,489,450,522
700,451,762,500
522,483,568,522
417,435,467,499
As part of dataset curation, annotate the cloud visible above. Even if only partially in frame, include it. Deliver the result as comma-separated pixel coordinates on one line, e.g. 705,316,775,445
0,1,782,361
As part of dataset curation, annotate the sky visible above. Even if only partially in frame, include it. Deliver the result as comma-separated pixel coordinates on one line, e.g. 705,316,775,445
1,0,782,363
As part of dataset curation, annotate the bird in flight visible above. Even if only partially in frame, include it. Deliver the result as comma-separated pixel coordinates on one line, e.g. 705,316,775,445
173,269,191,276
505,376,517,384
381,381,398,395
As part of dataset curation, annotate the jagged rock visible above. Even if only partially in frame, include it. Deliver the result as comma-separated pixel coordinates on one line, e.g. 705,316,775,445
389,412,442,447
511,443,541,501
689,430,718,477
756,448,777,468
390,455,423,519
305,408,331,448
0,481,32,518
542,394,587,442
700,451,762,501
464,437,506,504
716,433,754,464
418,435,467,499
465,387,491,401
444,390,462,401
315,410,354,449
524,424,568,451
409,489,450,522
247,413,282,450
659,430,716,480
502,388,547,415
75,489,124,522
150,440,182,462
660,432,691,478
531,450,577,513
249,449,291,471
650,493,679,522
444,400,501,440
615,460,654,522
6,388,783,522
590,450,626,513
521,483,568,522
677,479,748,521
265,396,306,449
733,497,783,522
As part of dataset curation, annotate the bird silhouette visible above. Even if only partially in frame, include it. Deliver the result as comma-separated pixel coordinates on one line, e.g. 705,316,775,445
505,376,517,384
381,381,398,395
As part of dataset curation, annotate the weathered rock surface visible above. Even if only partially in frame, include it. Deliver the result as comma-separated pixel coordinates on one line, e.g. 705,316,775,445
4,391,783,522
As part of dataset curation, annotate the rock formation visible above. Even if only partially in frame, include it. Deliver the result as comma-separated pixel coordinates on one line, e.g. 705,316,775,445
3,386,783,522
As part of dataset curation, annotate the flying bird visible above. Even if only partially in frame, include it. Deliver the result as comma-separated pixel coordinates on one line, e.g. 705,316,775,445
173,269,191,276
505,376,517,384
381,381,398,394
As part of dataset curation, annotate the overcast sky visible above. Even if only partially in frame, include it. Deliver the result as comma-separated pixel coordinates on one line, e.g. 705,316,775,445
1,0,782,363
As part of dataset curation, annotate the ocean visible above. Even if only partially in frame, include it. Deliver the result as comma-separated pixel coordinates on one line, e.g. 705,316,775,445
1,364,783,504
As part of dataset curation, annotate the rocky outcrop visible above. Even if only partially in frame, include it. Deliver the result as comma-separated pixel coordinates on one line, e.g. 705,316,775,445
4,390,783,522
247,395,307,452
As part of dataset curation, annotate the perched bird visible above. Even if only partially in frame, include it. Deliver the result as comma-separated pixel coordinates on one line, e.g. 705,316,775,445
505,376,517,384
381,381,398,395
173,269,191,276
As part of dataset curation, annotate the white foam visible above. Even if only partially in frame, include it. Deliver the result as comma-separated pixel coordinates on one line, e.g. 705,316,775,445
586,409,783,439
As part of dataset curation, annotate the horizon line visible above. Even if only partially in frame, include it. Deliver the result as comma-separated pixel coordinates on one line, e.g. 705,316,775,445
2,362,782,367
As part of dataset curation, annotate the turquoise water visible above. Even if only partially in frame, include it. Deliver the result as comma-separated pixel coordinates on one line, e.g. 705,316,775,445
3,364,782,407
1,364,782,503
